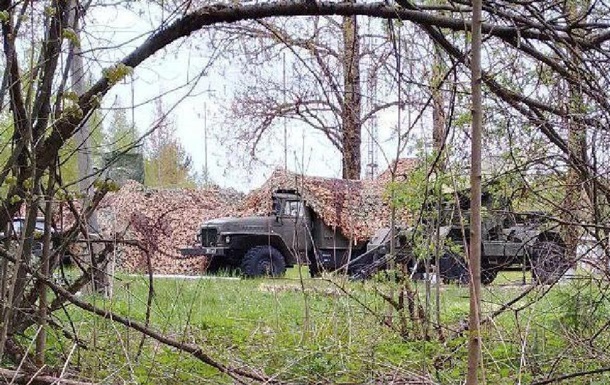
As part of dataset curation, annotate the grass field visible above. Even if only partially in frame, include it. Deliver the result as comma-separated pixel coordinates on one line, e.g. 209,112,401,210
35,268,610,384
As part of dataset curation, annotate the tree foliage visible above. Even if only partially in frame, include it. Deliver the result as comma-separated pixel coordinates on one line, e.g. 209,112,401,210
104,98,139,153
144,99,194,187
211,16,414,179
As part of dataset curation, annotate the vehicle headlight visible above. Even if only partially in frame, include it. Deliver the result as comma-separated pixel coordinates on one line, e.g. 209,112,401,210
225,235,231,244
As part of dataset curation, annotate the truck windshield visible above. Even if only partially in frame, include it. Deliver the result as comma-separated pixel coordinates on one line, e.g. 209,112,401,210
9,219,49,235
282,201,303,217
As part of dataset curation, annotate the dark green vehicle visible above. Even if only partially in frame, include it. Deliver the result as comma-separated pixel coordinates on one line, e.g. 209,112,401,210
360,190,571,285
180,189,368,277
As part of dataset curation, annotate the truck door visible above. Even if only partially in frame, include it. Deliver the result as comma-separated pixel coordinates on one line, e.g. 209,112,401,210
279,200,312,253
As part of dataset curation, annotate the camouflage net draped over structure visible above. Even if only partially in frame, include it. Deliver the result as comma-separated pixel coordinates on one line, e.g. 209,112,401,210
96,159,417,274
377,158,419,185
238,167,415,243
97,181,241,274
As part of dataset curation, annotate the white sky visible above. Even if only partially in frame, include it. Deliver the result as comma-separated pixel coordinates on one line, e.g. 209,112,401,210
88,4,425,192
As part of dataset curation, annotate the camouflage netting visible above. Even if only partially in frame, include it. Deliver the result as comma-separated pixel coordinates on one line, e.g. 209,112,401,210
237,165,417,243
86,158,418,274
377,158,419,184
97,181,242,274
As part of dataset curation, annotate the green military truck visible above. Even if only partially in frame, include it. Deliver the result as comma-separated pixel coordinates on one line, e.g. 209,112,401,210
180,189,370,277
359,190,571,285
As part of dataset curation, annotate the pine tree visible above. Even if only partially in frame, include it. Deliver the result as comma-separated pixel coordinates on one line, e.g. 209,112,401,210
144,99,195,187
105,99,139,152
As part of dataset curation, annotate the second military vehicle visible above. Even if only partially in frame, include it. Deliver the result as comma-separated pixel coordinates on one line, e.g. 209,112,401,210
358,190,571,285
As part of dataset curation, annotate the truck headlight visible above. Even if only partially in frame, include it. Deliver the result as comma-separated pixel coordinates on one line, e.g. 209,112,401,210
225,235,231,244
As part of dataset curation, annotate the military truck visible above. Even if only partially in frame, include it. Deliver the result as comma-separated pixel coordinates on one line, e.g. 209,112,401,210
1,216,103,266
359,190,571,285
180,189,369,277
0,217,56,258
182,184,570,283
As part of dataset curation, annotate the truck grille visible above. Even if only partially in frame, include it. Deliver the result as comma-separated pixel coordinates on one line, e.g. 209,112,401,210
200,228,218,247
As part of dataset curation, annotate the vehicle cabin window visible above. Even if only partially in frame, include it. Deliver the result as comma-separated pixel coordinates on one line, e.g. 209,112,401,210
35,221,46,232
10,219,51,235
282,201,303,218
11,220,23,233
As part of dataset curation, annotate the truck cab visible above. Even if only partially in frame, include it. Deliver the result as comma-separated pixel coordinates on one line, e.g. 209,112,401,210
270,190,312,254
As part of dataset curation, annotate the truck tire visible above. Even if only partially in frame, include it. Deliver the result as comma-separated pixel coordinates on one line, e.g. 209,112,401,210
481,267,498,285
439,250,469,284
531,240,568,284
241,245,286,278
308,253,321,278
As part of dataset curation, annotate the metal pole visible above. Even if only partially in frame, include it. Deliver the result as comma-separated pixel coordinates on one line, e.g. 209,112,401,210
283,52,288,171
204,102,208,184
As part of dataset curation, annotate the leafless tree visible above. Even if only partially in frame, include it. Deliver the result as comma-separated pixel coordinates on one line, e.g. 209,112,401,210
209,16,415,179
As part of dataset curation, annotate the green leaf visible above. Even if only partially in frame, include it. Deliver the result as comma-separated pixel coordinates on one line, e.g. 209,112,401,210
62,27,80,47
63,91,79,102
23,177,33,189
103,63,134,86
44,6,55,17
63,104,84,120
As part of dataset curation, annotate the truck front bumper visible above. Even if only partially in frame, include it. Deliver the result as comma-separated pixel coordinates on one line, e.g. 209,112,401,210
179,246,239,271
180,247,228,257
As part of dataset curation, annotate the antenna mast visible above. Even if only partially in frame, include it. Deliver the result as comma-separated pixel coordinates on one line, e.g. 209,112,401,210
204,102,208,185
365,31,379,180
283,52,288,171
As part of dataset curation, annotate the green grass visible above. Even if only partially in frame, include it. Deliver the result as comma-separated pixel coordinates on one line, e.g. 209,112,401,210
30,268,610,384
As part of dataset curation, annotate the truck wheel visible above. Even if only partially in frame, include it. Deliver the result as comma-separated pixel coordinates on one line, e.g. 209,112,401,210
439,254,497,285
481,267,498,285
439,250,469,284
308,253,321,278
531,240,568,284
241,245,286,278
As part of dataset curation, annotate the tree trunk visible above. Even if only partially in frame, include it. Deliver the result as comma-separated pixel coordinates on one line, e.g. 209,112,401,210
35,162,55,365
431,44,446,338
341,8,361,180
70,2,108,295
562,0,589,261
563,116,585,259
467,0,483,383
432,47,446,169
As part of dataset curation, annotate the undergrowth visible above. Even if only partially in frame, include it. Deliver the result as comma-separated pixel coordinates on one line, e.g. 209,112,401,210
26,269,610,384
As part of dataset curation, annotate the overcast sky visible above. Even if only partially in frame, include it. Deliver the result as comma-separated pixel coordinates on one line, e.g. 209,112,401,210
88,4,425,192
